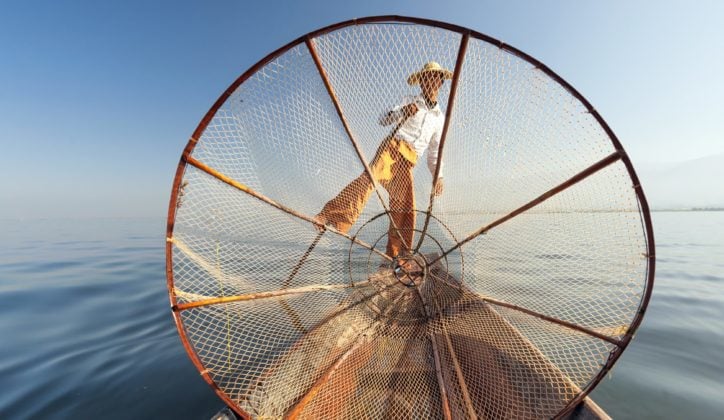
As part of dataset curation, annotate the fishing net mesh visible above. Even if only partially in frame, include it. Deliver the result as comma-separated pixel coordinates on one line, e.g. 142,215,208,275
167,19,652,419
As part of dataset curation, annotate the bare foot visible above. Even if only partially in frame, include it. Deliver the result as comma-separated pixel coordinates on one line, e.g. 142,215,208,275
313,214,328,233
397,255,423,275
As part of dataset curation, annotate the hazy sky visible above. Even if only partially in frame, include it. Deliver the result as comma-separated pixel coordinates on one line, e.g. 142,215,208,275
1,1,722,218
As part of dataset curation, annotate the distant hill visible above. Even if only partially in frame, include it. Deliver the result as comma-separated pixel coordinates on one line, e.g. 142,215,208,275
636,153,724,210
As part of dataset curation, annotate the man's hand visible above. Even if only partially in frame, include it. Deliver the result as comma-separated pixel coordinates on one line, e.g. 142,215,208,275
401,103,418,118
433,178,444,196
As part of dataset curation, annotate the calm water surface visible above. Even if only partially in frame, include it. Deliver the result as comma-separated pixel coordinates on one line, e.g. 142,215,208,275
0,212,722,419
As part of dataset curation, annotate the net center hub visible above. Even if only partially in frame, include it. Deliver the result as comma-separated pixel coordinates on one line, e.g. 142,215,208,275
393,253,427,287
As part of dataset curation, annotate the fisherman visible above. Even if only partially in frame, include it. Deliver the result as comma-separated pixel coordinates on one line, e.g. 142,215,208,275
314,61,451,257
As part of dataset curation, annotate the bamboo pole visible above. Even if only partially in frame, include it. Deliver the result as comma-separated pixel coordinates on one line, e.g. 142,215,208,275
415,32,470,253
430,150,624,266
242,282,398,402
305,37,410,256
414,288,478,419
430,333,453,420
185,156,391,262
174,281,371,311
283,231,325,289
285,286,409,418
480,297,622,346
285,338,367,419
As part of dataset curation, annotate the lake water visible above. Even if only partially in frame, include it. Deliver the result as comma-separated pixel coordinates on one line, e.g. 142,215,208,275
0,212,722,419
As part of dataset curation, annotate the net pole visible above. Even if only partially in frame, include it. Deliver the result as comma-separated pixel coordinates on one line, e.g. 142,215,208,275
173,281,373,311
285,338,369,419
430,150,624,266
305,36,411,257
184,156,392,262
430,333,453,420
415,32,470,253
243,281,400,402
414,288,477,419
481,297,622,346
282,231,325,289
285,289,410,418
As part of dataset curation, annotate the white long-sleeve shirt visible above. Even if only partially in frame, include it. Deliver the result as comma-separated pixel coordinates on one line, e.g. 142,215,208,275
379,94,445,177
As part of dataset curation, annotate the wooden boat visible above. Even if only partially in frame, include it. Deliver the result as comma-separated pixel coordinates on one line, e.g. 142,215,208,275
201,257,613,419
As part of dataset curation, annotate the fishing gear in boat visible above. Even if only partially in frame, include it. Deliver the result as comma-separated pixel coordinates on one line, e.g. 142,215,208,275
166,16,655,419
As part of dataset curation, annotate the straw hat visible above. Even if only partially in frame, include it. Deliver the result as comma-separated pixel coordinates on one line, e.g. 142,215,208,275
407,61,453,85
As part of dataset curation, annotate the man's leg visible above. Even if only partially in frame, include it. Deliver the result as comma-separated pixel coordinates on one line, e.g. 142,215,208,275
315,174,375,234
385,157,415,258
316,140,396,234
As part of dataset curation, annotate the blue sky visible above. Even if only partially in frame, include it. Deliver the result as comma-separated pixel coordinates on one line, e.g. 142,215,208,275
1,0,722,218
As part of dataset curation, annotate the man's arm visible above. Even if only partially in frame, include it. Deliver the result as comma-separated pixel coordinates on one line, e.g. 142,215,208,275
379,98,418,126
427,130,444,196
427,129,444,177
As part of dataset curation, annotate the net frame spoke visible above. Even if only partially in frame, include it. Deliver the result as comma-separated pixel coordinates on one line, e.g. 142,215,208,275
461,296,623,346
242,281,400,402
429,333,453,420
285,288,410,418
430,150,625,266
285,337,369,419
415,32,470,253
173,281,373,311
305,37,410,257
283,231,325,289
184,155,392,262
414,289,477,419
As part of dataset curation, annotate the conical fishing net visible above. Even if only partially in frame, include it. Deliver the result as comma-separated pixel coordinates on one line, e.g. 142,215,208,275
166,16,655,419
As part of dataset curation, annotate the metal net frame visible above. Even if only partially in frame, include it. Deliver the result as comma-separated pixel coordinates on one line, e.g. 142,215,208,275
165,16,655,419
